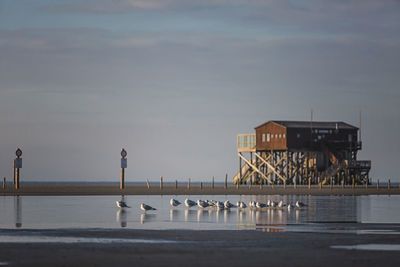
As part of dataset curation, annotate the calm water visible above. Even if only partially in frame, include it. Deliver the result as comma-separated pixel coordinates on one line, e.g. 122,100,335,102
0,195,399,230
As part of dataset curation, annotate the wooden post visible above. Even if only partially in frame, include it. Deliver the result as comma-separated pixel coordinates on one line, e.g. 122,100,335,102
15,167,20,190
200,181,203,190
188,178,191,190
319,180,322,190
160,176,163,190
146,179,150,189
294,178,297,189
308,178,311,190
330,177,333,190
377,179,379,189
259,183,262,190
239,155,242,183
225,174,227,189
2,177,5,189
352,178,355,189
212,176,214,189
175,180,178,190
365,180,368,189
236,180,239,190
388,179,391,190
342,178,344,188
284,179,286,189
120,168,125,190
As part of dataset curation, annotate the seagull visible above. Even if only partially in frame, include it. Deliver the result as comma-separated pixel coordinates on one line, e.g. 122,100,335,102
170,198,181,207
270,201,277,208
224,200,235,209
249,201,256,208
236,201,247,209
215,201,225,210
296,201,306,208
184,198,196,208
207,200,217,207
197,200,209,209
287,204,295,210
267,200,271,207
256,202,267,209
140,203,156,211
278,200,285,208
116,200,130,209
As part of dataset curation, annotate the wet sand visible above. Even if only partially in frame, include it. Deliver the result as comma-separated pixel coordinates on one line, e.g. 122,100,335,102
1,225,400,266
1,183,399,196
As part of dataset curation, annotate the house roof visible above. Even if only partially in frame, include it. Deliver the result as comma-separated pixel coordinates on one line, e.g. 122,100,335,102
255,120,358,130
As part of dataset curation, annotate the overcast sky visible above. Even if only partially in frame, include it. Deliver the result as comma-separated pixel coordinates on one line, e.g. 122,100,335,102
0,0,399,182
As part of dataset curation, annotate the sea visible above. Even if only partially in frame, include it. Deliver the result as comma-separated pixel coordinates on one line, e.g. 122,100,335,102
1,194,400,231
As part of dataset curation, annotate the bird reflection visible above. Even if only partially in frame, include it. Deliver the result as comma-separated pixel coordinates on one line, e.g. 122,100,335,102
197,209,205,222
116,209,127,228
223,209,232,223
169,209,180,222
184,209,197,222
14,196,22,228
140,213,156,224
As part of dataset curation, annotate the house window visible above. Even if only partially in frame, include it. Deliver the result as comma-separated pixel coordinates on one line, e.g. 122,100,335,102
283,134,285,138
275,134,278,138
279,134,282,138
262,134,266,142
267,133,270,142
297,133,301,139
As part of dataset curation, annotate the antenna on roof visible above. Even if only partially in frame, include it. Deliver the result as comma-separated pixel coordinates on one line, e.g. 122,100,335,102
310,109,313,133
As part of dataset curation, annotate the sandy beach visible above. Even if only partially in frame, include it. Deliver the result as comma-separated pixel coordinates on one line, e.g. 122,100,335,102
1,183,399,196
1,225,400,266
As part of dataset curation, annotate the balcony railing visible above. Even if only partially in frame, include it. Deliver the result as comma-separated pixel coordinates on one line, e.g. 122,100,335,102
237,134,256,152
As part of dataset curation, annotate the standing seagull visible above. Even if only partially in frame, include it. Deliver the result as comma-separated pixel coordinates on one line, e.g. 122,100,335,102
296,201,307,208
237,201,247,209
170,198,181,208
197,200,209,209
256,202,267,209
224,200,235,209
216,201,225,210
184,198,196,208
287,203,295,210
116,200,130,209
141,203,156,212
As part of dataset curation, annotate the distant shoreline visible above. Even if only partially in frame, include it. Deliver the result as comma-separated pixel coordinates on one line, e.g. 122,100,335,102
2,184,399,196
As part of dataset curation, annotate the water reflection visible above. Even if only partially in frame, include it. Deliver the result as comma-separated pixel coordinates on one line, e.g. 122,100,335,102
1,195,399,230
184,209,197,222
116,210,127,228
169,209,180,222
140,213,156,224
14,196,22,228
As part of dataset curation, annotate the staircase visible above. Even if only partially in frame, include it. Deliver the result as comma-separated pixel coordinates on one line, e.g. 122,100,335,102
232,159,256,184
319,144,344,185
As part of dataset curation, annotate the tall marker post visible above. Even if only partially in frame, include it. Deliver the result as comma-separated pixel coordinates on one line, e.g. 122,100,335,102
14,148,22,189
120,148,127,190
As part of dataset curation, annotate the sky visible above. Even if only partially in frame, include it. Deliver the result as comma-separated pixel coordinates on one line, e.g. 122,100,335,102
0,0,399,182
